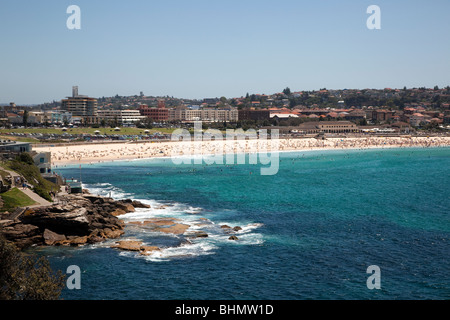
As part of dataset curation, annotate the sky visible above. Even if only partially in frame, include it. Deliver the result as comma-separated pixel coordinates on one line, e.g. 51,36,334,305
0,0,449,104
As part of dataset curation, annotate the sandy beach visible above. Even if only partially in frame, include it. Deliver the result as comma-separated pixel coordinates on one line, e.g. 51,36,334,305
33,135,450,167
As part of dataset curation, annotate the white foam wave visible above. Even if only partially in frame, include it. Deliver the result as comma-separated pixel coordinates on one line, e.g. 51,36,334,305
185,206,203,214
118,201,210,227
237,223,264,234
80,182,265,259
91,182,113,187
143,242,217,262
206,228,265,246
232,232,265,245
83,182,132,200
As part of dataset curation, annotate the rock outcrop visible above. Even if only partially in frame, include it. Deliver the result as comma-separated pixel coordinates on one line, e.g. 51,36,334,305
0,221,41,249
113,240,160,256
0,194,149,249
127,218,190,235
186,231,209,238
43,228,66,245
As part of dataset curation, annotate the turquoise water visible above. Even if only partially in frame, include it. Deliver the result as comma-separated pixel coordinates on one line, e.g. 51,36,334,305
41,147,449,299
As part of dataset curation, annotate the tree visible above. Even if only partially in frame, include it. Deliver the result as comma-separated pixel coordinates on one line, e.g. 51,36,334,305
17,152,34,165
219,96,228,107
283,87,291,96
22,110,29,128
0,235,65,300
142,117,155,129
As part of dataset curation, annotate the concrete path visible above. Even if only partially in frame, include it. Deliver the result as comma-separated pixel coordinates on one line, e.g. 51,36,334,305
0,165,52,208
0,166,21,188
20,187,52,207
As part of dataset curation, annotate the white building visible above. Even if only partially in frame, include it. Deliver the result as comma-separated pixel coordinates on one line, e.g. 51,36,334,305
97,109,146,125
168,108,238,122
45,111,73,124
33,151,52,174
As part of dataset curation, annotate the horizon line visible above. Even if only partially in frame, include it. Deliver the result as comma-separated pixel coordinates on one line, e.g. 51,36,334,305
2,84,449,106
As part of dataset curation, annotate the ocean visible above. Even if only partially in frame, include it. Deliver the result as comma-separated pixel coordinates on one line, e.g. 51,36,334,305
37,147,450,300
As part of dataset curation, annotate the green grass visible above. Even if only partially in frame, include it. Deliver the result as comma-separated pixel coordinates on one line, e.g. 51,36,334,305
0,188,36,212
0,169,12,186
4,155,58,202
0,127,177,145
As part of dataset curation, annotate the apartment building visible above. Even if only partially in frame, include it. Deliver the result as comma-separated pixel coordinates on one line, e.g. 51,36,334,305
139,104,169,122
97,109,145,125
168,108,238,122
61,86,98,117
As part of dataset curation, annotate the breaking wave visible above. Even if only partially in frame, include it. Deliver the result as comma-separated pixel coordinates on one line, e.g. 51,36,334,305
83,183,264,262
82,182,133,200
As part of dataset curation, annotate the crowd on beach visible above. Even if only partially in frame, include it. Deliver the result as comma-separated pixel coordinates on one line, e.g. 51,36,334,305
279,136,450,151
35,136,450,166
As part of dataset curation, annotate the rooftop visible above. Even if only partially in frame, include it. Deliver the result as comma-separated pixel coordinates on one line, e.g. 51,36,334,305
0,140,32,146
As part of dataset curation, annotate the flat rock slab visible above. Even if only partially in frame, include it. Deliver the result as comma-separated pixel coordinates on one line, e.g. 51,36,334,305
127,218,189,235
113,240,160,256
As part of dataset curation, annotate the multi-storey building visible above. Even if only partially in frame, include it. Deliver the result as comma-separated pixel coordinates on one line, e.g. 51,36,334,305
372,109,394,122
97,109,145,125
61,86,98,117
238,109,270,121
139,101,169,121
168,107,238,123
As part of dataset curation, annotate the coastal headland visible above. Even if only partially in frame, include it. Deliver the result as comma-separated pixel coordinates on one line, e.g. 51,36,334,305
0,192,149,249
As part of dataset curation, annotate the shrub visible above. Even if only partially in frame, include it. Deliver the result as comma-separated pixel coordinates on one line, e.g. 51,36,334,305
7,154,57,203
33,185,52,202
0,235,65,300
17,153,34,165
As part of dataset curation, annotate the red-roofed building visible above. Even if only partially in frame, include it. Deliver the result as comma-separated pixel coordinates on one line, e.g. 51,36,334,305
327,112,339,119
430,118,442,124
409,113,425,127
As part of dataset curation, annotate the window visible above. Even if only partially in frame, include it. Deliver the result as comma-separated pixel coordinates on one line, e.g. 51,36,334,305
40,158,45,163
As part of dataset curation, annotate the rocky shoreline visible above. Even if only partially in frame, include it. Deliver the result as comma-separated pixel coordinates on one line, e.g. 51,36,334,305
0,190,245,258
0,192,150,249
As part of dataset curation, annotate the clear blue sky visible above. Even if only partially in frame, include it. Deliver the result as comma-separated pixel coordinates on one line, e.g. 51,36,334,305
0,0,449,104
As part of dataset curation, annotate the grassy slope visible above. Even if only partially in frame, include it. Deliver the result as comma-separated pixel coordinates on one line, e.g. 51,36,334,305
0,169,12,187
4,157,58,202
0,187,36,212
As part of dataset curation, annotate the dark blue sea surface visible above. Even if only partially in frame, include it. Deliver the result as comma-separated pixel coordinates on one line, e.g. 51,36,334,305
40,147,449,300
